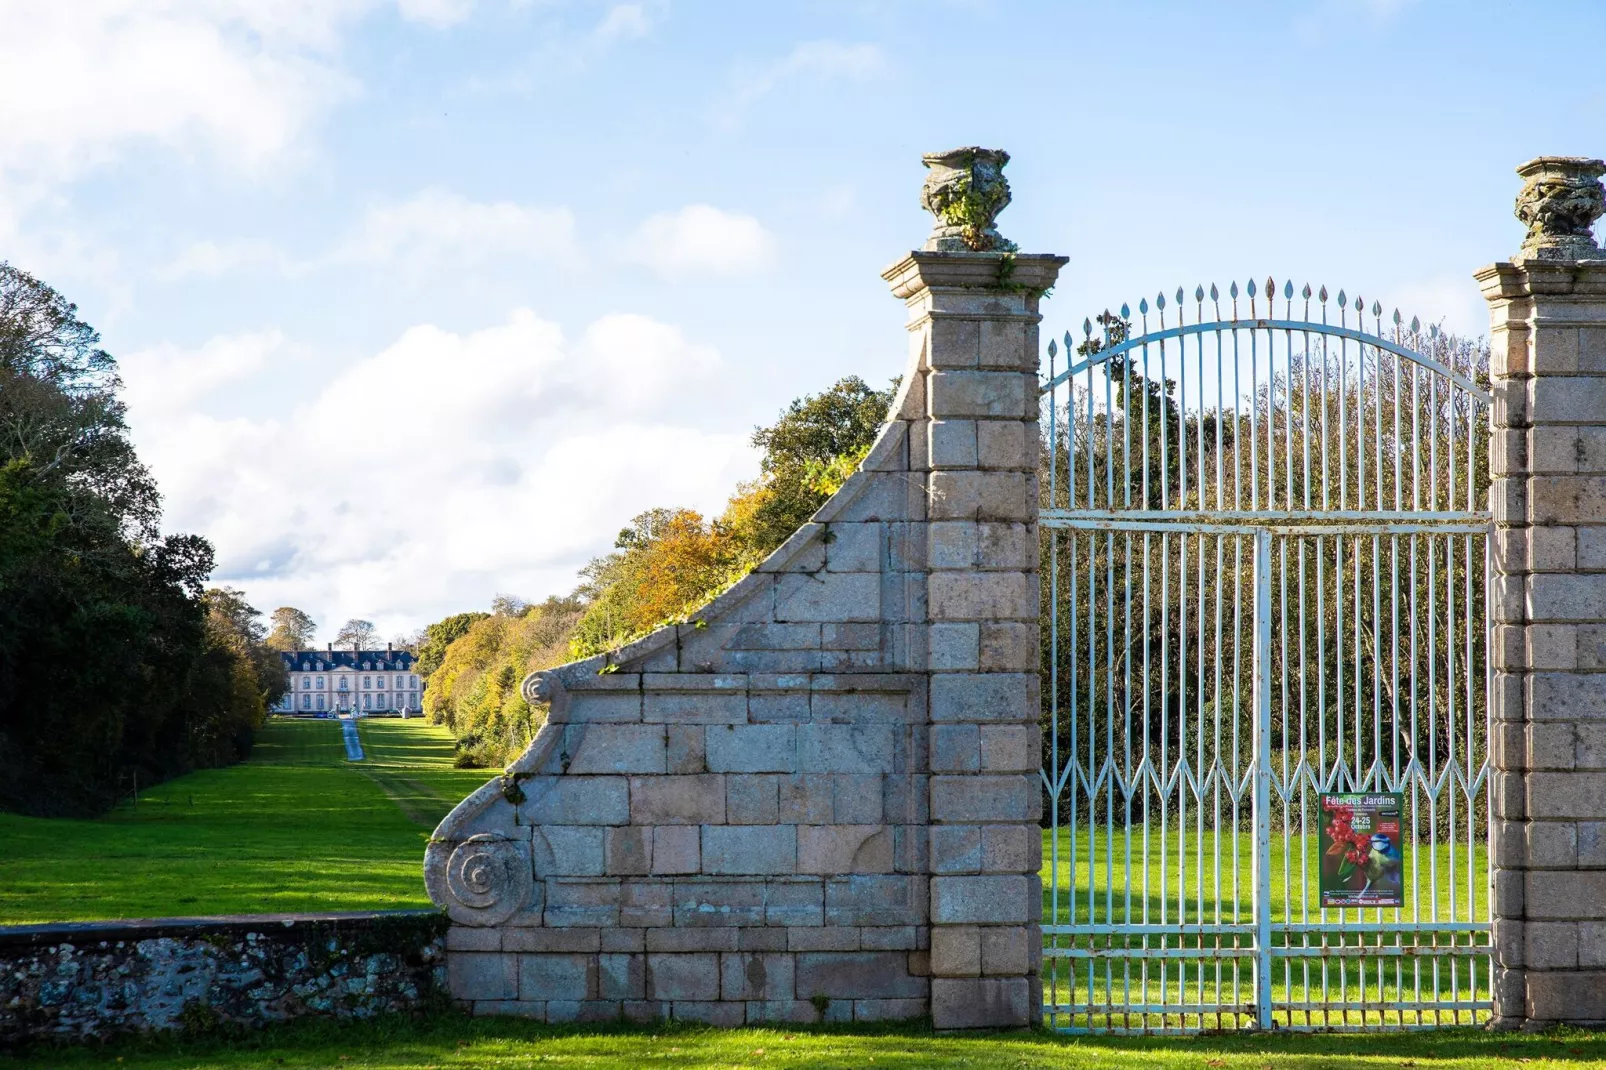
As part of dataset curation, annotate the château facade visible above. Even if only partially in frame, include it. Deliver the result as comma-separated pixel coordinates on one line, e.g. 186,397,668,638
275,646,423,715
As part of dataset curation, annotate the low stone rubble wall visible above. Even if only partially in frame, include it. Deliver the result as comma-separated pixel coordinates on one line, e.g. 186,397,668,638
0,911,446,1045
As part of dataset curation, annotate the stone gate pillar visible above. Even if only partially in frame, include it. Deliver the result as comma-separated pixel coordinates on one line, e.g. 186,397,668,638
1479,155,1606,1029
885,147,1066,1029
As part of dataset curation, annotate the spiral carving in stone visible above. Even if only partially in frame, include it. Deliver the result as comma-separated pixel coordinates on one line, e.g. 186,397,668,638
442,834,530,926
521,670,551,706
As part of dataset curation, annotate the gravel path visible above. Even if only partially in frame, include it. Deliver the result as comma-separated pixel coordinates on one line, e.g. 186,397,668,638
340,716,365,761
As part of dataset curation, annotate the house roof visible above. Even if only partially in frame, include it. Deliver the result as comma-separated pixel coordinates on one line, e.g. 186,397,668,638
281,649,417,672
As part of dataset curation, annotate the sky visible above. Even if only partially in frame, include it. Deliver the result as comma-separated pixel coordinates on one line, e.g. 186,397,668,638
2,0,1603,642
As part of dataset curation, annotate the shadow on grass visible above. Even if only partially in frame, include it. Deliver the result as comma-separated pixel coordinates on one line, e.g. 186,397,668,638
4,1010,1606,1069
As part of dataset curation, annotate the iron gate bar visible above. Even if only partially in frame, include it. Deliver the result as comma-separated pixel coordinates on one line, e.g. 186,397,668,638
1039,280,1492,1035
1252,529,1273,1029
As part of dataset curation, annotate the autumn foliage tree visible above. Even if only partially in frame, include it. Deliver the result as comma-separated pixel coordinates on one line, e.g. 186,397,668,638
421,595,586,767
568,376,897,657
417,374,897,765
264,606,316,651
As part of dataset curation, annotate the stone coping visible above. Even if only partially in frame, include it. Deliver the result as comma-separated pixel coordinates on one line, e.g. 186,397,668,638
0,909,444,949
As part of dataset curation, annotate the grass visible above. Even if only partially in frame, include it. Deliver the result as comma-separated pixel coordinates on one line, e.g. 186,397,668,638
1040,826,1488,926
3,1014,1606,1069
1041,827,1491,1031
0,716,491,923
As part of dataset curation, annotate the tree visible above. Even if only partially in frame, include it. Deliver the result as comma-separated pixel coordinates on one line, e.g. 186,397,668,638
0,262,160,539
569,507,740,657
197,587,273,752
490,593,528,617
334,618,379,650
265,607,316,651
744,375,898,550
421,595,587,767
415,611,490,678
0,265,265,817
204,587,288,709
568,376,897,659
0,457,241,815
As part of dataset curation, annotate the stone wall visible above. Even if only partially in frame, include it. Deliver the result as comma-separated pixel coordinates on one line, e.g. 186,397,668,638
424,204,1065,1027
1480,155,1606,1029
0,911,446,1044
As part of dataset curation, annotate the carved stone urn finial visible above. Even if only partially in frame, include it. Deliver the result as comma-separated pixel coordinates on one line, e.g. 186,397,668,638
1514,156,1606,262
920,147,1017,253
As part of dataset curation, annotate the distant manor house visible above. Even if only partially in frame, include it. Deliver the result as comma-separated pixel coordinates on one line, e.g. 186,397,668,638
276,646,422,715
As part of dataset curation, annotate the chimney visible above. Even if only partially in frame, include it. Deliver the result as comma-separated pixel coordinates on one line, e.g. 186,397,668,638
327,642,332,653
387,642,393,655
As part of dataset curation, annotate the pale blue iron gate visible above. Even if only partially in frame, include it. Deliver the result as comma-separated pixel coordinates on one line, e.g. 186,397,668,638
1039,280,1492,1032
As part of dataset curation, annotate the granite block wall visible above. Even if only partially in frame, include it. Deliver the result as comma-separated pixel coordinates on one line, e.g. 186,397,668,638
424,248,1065,1030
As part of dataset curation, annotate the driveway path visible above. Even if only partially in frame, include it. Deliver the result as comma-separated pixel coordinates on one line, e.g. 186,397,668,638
340,715,365,761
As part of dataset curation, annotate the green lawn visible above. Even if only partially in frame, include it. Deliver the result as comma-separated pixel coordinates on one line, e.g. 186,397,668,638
1041,827,1490,1031
1041,826,1487,926
0,716,492,923
3,1015,1605,1069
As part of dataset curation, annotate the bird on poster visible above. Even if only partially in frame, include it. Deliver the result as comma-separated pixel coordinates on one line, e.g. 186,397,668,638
1361,832,1402,895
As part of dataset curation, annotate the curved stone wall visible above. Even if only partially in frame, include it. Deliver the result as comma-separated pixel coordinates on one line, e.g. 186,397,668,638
425,247,1065,1030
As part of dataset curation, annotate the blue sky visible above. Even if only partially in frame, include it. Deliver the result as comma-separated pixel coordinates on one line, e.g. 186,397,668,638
3,0,1602,640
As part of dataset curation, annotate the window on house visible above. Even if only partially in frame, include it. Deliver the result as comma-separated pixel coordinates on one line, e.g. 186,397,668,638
301,695,311,710
316,676,325,688
302,678,310,689
316,695,325,710
362,694,371,709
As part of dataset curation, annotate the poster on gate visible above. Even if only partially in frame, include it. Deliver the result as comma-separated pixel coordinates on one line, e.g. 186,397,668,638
1319,793,1404,908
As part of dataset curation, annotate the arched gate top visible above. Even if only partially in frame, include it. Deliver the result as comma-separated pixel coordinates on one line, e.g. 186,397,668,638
1045,317,1490,404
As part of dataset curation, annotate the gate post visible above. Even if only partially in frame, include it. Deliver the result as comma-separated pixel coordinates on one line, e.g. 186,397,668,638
882,148,1066,1029
1478,155,1606,1029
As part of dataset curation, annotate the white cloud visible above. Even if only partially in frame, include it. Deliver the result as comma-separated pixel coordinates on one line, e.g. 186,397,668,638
158,239,290,280
0,1,470,186
457,1,660,96
120,310,757,636
155,190,574,281
395,0,475,28
720,41,885,128
625,204,773,279
121,330,289,415
333,188,576,268
592,3,653,44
